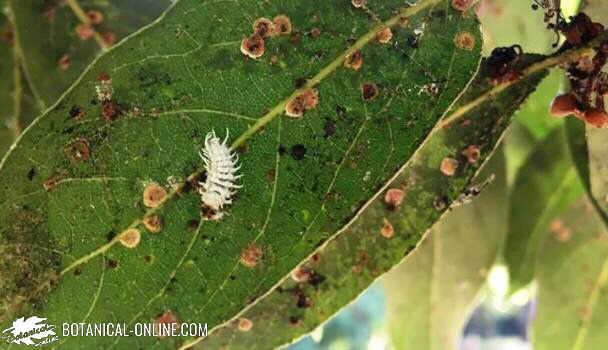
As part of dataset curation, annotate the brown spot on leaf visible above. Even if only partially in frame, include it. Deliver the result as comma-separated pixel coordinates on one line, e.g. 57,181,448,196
309,27,322,38
64,138,90,163
375,26,393,44
291,267,312,282
240,244,263,268
454,31,475,50
462,145,480,164
285,88,319,117
380,218,394,238
550,219,571,242
101,101,121,122
362,82,379,101
143,183,167,208
266,169,276,182
238,318,253,332
351,0,367,8
384,188,404,210
69,105,86,122
344,50,363,71
253,17,275,38
273,15,292,36
240,34,265,59
154,310,181,338
42,173,65,192
143,215,163,233
440,157,459,176
119,229,141,248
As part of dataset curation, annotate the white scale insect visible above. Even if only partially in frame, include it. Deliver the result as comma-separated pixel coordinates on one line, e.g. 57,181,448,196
198,130,242,220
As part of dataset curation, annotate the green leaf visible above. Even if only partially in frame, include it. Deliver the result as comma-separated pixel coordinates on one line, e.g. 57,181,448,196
383,148,507,350
0,0,170,158
0,0,483,348
6,0,171,107
192,54,549,349
504,123,585,292
533,197,608,350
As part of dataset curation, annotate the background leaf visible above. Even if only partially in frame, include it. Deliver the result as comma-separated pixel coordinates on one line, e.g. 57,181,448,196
504,122,585,292
533,197,608,350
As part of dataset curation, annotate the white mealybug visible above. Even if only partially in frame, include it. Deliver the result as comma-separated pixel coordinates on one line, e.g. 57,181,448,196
198,130,242,221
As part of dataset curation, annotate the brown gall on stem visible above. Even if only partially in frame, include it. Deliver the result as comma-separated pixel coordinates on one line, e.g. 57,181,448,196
454,31,476,50
452,0,473,11
375,26,393,44
143,215,163,233
440,157,459,176
240,244,263,268
384,188,404,210
86,9,104,25
75,24,94,40
58,54,70,72
240,34,265,59
143,183,167,208
64,138,90,163
253,18,275,38
362,83,379,101
380,218,394,238
102,32,116,46
238,318,253,332
344,50,363,71
273,15,292,36
119,228,141,248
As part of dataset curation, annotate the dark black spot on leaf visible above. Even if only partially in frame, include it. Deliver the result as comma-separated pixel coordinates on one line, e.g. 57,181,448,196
323,118,336,138
73,268,82,276
106,231,116,242
107,259,118,269
27,168,36,181
290,144,307,160
278,145,287,156
294,77,307,88
187,219,200,232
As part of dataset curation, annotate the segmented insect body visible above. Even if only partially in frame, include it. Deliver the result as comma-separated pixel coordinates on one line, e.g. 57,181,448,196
198,130,241,220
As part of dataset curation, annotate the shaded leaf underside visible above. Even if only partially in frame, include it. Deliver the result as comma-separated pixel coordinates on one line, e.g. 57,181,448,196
0,0,481,349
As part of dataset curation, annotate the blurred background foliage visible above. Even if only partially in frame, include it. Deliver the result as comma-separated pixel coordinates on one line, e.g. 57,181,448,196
286,0,608,349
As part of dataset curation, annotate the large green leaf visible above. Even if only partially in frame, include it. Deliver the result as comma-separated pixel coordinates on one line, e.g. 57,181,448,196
0,0,483,348
193,52,550,349
534,197,608,349
504,123,585,292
